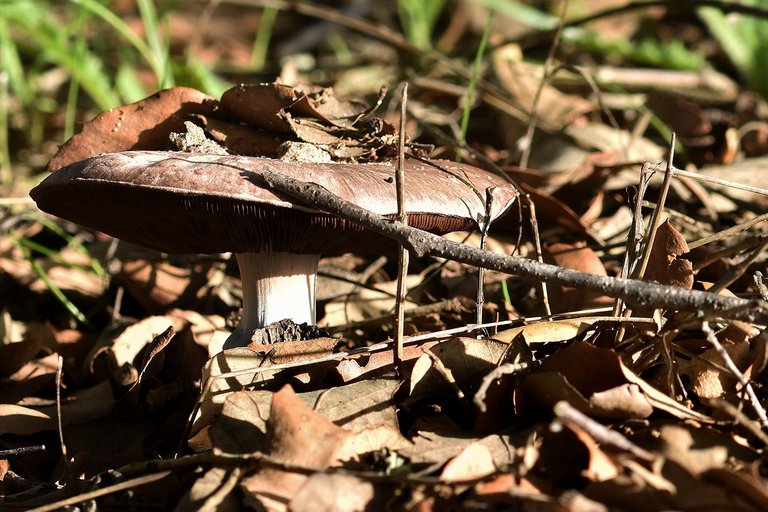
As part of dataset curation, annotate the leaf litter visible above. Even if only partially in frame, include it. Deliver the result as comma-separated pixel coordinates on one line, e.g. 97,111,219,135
6,4,768,512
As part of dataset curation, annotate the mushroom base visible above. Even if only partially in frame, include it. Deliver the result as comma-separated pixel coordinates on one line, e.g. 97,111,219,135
224,252,320,348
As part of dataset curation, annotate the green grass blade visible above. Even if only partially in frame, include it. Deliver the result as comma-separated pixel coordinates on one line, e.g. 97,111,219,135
251,6,278,70
136,0,173,87
13,239,90,325
457,10,494,161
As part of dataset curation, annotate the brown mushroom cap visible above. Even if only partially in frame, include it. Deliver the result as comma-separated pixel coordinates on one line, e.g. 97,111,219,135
31,151,517,255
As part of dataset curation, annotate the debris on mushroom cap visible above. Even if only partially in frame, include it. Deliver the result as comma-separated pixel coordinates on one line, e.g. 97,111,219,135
31,151,518,255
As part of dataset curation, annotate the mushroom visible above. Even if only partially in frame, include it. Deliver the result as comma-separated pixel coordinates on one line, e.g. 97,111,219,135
31,151,518,347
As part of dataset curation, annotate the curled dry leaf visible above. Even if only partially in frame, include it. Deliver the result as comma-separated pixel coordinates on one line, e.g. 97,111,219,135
2,380,115,436
543,242,611,313
118,259,215,313
637,219,693,289
409,336,510,400
522,342,664,420
240,385,353,512
204,377,408,455
289,473,374,512
561,421,621,482
47,87,217,172
195,337,340,432
678,321,755,400
491,43,593,130
440,443,496,483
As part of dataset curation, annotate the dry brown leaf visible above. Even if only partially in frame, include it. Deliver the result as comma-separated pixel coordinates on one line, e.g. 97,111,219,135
220,83,304,133
524,371,653,420
690,342,750,399
288,473,373,512
48,87,216,172
0,404,54,435
409,337,509,400
491,43,593,130
491,319,588,345
335,341,439,382
2,380,116,436
195,114,282,157
543,242,611,313
175,466,241,512
565,422,621,482
0,323,53,378
514,183,590,234
240,385,352,512
402,416,514,467
208,378,408,455
619,364,713,422
0,352,59,405
440,443,496,483
118,259,213,313
0,246,106,299
638,219,693,289
105,315,176,368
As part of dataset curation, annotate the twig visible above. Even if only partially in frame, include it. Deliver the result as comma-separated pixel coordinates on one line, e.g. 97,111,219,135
55,356,74,488
705,398,768,446
394,83,409,378
327,299,464,334
511,0,768,52
259,169,768,324
25,471,172,512
707,239,768,295
553,401,654,461
701,321,768,428
425,348,465,400
755,272,768,301
476,191,493,326
648,162,768,198
689,212,768,250
199,466,242,512
635,133,676,281
519,0,569,170
525,197,551,317
474,361,538,413
0,444,47,458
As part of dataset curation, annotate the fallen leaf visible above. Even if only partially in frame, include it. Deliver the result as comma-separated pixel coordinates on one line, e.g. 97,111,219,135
289,473,374,512
638,219,693,289
440,443,496,483
48,87,216,172
240,385,353,512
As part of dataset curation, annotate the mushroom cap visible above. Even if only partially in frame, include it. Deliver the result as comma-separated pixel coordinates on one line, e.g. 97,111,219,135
31,151,518,255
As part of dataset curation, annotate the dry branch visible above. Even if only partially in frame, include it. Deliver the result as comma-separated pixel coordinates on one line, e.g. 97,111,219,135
260,168,768,324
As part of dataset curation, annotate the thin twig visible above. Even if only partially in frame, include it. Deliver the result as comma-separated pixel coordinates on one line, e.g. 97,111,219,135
259,168,768,324
526,197,551,317
0,445,47,458
394,82,409,378
635,133,676,281
708,239,768,295
689,212,768,250
519,0,568,170
55,356,74,488
199,466,242,512
425,348,465,400
701,320,768,428
25,471,173,512
476,191,493,326
474,361,538,413
705,398,768,446
553,401,654,461
648,162,768,198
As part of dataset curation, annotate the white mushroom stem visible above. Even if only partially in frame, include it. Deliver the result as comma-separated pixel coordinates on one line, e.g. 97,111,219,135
224,251,320,348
